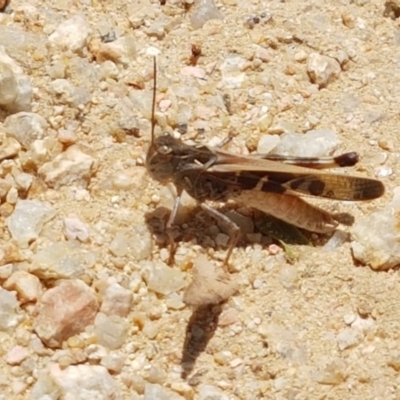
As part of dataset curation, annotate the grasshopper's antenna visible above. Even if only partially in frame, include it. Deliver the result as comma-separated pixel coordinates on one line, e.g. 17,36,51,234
151,56,157,144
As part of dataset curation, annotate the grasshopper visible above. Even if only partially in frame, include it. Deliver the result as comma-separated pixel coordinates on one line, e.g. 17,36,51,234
145,58,384,266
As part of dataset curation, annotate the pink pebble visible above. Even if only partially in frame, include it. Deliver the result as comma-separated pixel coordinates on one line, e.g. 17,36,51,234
6,345,29,365
159,99,172,112
180,66,206,79
268,244,281,255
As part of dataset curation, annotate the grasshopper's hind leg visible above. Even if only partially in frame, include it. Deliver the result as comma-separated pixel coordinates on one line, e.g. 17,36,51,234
201,203,240,270
234,191,338,233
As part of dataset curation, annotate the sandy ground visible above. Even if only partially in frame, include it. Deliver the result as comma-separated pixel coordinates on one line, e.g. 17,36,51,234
1,0,400,399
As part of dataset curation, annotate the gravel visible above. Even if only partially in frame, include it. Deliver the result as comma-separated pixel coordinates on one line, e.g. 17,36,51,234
0,0,398,398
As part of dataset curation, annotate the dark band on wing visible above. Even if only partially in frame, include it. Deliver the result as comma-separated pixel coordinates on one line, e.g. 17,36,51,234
219,172,288,194
226,171,384,201
286,175,384,200
288,177,326,196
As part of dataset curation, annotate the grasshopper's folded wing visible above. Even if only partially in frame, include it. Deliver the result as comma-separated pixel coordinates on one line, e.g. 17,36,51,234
208,155,384,201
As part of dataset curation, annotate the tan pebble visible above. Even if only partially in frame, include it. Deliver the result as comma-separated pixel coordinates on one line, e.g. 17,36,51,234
284,64,296,75
85,344,107,361
214,350,232,365
299,89,312,99
362,94,379,104
58,128,77,145
11,380,28,395
294,50,307,63
58,354,74,368
341,12,355,28
184,255,237,306
307,53,341,88
257,114,273,132
218,308,238,326
314,360,347,385
144,365,167,384
0,240,23,265
67,336,85,349
165,293,185,310
230,357,243,368
245,134,259,152
143,321,159,339
254,46,271,63
0,202,14,217
0,137,21,162
122,373,145,393
0,178,11,198
357,302,373,318
92,37,136,66
124,71,145,90
378,138,394,151
388,354,400,371
100,282,132,317
146,305,163,320
194,105,216,120
83,335,98,347
343,313,356,325
37,145,96,189
3,271,42,302
71,348,86,364
252,279,263,289
14,172,33,192
170,382,194,399
361,344,376,355
0,264,12,279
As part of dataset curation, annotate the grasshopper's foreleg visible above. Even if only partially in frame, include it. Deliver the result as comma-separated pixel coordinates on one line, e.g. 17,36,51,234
166,187,183,265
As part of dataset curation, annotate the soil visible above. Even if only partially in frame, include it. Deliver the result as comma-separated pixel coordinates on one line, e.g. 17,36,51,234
1,0,400,399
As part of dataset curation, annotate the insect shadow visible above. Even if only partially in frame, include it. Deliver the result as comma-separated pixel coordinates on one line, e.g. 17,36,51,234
180,304,223,380
144,204,355,257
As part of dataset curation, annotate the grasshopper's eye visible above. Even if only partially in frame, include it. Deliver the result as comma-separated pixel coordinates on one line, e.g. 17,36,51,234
159,145,172,155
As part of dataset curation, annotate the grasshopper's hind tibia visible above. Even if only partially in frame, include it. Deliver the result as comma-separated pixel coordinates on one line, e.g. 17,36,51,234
234,191,338,233
262,152,359,169
164,197,240,268
201,203,240,270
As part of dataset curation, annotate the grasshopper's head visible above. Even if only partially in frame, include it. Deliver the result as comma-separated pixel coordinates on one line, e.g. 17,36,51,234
145,133,180,183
